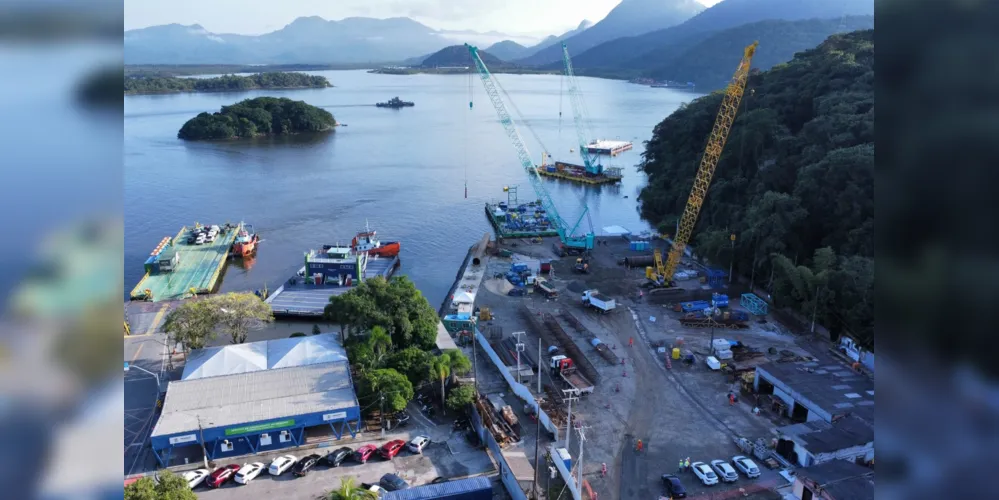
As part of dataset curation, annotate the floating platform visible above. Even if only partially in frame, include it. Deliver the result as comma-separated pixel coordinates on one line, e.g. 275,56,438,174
485,201,559,240
129,223,242,302
538,161,622,185
265,255,400,317
585,140,633,156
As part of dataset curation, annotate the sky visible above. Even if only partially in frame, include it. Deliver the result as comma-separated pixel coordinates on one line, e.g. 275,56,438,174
124,0,722,39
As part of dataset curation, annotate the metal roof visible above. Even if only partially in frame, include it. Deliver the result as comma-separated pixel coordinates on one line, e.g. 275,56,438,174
796,460,874,499
152,360,356,438
382,476,492,500
436,321,458,351
181,333,348,380
782,415,874,454
757,352,874,423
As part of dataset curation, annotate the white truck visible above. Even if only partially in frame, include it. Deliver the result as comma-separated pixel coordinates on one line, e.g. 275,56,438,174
549,355,595,395
581,290,616,313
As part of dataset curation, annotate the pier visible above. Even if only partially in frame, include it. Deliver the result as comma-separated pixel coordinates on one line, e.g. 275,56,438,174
129,223,241,302
265,255,400,317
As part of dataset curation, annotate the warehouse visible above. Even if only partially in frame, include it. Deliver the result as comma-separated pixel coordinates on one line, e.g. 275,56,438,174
754,353,874,425
149,334,360,466
776,415,874,467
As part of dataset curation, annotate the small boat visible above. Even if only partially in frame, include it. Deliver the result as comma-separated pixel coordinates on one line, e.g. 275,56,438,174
376,97,415,108
231,224,259,257
351,222,401,258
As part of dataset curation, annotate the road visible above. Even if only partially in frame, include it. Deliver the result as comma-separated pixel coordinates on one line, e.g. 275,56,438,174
124,331,169,475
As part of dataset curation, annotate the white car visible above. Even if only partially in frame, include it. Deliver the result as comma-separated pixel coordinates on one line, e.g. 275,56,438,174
710,460,739,482
268,455,298,476
195,234,205,245
732,455,761,479
234,462,266,484
691,461,719,486
408,435,431,454
181,469,210,489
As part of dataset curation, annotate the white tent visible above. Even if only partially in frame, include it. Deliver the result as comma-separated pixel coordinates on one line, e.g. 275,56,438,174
602,225,632,237
268,334,349,369
452,290,475,305
182,342,267,380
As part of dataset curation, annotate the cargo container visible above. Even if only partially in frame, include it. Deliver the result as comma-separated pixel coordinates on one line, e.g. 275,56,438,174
382,476,492,500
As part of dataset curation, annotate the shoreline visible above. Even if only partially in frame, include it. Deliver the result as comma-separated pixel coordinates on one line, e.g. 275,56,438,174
125,85,332,96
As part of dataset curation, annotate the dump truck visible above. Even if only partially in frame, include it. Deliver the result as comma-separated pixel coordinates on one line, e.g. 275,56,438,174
534,277,558,299
549,355,594,396
581,290,615,313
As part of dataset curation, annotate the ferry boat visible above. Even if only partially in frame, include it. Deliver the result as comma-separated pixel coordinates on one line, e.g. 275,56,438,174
376,97,415,108
351,223,401,258
231,224,259,257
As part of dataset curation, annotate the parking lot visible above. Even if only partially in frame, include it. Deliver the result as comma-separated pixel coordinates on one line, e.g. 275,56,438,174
185,423,494,499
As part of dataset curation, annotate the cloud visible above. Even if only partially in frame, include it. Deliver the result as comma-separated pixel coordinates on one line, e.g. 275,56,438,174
390,0,506,22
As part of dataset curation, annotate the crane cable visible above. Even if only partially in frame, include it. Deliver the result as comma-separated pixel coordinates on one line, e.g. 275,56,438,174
465,67,472,198
493,73,550,161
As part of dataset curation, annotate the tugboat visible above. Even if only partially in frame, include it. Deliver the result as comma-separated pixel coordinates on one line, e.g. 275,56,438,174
351,222,401,258
376,97,415,108
231,224,259,257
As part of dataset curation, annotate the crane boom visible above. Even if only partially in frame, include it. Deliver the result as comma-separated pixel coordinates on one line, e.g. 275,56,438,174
466,44,594,250
561,43,602,176
662,42,758,283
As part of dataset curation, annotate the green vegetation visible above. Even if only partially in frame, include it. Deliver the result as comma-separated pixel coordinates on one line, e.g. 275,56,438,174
356,368,414,414
432,350,472,413
177,97,336,141
325,477,378,500
446,384,477,413
639,30,873,346
325,276,439,350
126,63,362,77
163,292,274,349
124,72,331,94
125,471,196,500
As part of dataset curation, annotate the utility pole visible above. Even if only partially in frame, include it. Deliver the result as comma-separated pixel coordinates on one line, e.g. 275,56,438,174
513,331,526,385
562,390,578,452
532,404,542,500
576,425,592,491
380,393,386,438
471,329,479,394
197,415,210,469
729,233,736,284
537,338,542,395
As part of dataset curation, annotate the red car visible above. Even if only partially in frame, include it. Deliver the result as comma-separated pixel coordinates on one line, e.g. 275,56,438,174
206,464,241,488
354,444,378,464
379,440,407,460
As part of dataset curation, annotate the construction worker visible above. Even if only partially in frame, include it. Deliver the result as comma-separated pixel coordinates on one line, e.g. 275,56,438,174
684,458,690,471
601,463,607,476
636,439,643,452
629,337,634,347
678,459,684,473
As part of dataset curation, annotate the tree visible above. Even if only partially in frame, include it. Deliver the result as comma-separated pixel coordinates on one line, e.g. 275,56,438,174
385,347,435,386
125,471,197,500
325,276,439,350
207,292,274,344
369,326,393,367
312,324,322,335
162,299,218,352
357,369,413,414
325,476,377,500
446,385,476,413
444,349,472,376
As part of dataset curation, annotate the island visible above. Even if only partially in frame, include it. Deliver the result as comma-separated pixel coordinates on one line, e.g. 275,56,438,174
125,72,331,95
177,97,336,141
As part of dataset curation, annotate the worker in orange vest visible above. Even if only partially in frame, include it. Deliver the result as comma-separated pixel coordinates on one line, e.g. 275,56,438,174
636,438,644,452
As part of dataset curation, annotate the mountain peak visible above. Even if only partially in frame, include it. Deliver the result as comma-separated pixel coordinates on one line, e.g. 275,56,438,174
577,20,593,30
286,16,328,27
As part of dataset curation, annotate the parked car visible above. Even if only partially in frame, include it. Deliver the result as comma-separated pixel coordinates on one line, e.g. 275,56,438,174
691,462,719,486
408,436,431,454
431,477,450,484
195,234,205,245
508,287,526,296
389,411,410,429
181,469,210,489
293,454,322,477
268,455,297,476
354,444,378,464
710,460,739,483
206,464,241,488
234,462,265,485
732,456,761,479
379,439,407,459
379,473,410,491
322,447,354,467
660,474,687,498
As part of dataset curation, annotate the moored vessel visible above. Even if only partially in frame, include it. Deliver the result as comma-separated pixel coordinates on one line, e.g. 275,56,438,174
351,222,401,258
231,224,259,257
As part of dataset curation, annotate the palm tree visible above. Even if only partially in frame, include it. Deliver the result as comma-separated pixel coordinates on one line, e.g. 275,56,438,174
432,352,452,414
324,477,376,500
369,325,392,368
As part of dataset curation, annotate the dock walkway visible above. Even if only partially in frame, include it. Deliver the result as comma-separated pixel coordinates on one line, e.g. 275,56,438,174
129,225,239,302
266,255,400,317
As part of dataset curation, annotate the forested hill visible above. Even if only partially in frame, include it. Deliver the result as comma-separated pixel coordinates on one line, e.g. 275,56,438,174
421,45,505,68
178,97,336,140
639,30,874,345
642,16,874,90
124,72,331,94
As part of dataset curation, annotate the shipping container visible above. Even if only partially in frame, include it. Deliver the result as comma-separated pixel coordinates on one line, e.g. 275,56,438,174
382,476,492,500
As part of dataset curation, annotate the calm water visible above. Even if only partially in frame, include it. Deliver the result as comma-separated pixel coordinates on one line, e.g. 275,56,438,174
124,69,700,308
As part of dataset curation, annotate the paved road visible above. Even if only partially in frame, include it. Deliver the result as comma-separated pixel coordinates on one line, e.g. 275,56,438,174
124,332,169,475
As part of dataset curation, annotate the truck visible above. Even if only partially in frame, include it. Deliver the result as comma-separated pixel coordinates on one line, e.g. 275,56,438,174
549,355,594,395
534,277,558,299
581,290,615,313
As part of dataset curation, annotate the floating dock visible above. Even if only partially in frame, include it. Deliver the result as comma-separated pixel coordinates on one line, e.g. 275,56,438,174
585,140,633,156
485,200,559,240
129,223,242,302
265,254,400,317
538,161,623,185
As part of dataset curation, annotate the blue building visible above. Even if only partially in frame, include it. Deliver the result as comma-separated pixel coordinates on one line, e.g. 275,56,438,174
149,334,361,466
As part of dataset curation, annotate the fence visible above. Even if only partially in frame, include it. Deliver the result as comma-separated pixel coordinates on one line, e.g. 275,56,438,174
470,403,529,500
474,329,559,442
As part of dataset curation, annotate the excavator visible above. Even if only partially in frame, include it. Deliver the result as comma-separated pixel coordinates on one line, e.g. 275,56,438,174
647,42,758,294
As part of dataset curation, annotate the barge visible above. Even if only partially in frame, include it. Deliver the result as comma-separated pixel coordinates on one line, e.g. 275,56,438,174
129,222,243,302
484,196,559,240
265,244,400,317
538,161,623,185
585,139,633,156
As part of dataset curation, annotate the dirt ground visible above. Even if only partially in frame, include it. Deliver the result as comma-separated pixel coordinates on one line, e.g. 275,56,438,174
475,236,796,500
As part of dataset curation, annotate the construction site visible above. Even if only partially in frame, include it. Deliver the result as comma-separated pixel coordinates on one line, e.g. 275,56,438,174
447,43,874,500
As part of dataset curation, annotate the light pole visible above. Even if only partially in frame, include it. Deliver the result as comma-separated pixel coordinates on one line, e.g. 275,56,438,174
729,233,736,284
513,331,525,385
705,306,721,356
197,415,212,469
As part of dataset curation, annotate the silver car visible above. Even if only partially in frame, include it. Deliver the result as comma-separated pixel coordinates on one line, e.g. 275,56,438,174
731,455,761,479
710,460,739,482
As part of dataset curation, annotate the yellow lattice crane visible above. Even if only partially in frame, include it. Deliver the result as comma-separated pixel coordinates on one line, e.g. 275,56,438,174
656,42,758,291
